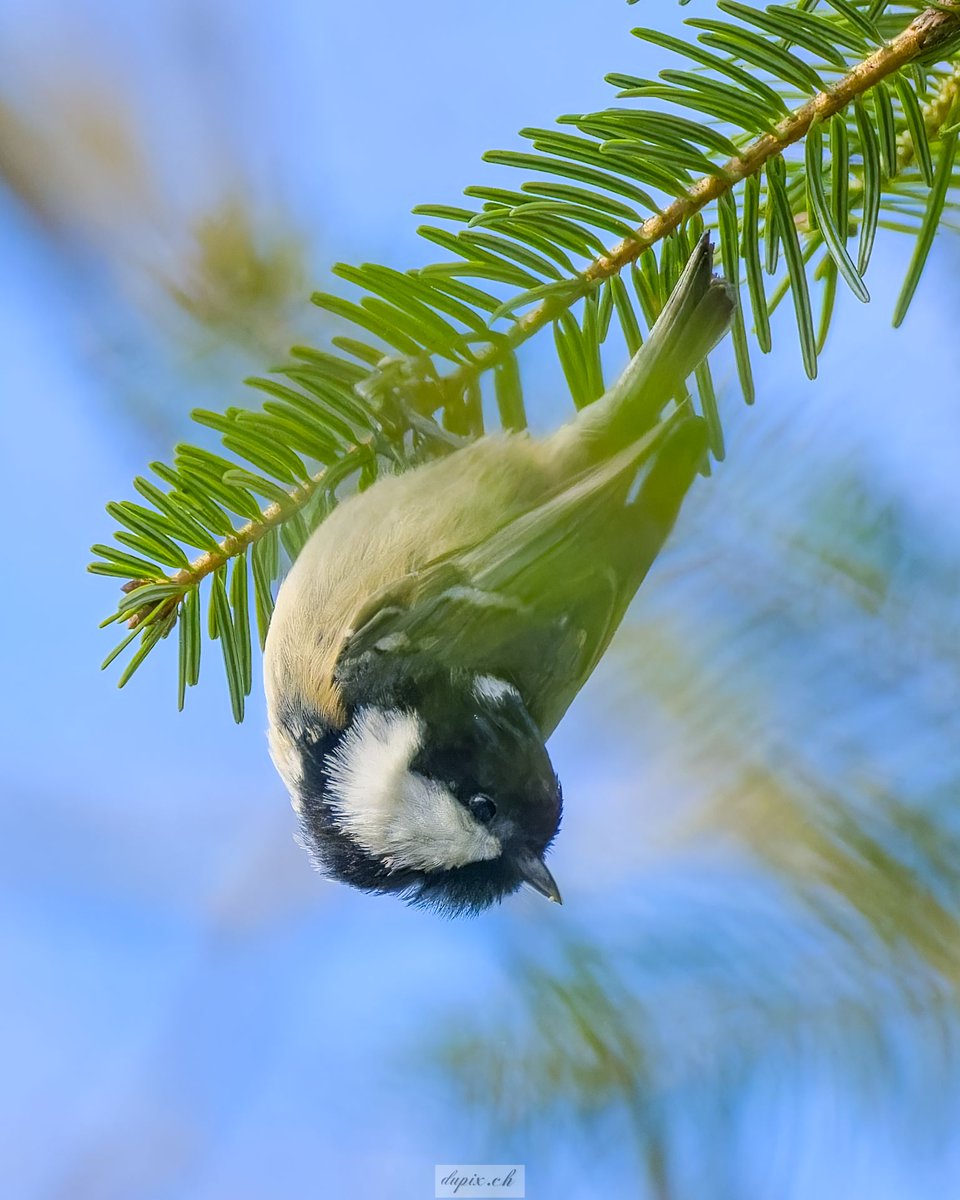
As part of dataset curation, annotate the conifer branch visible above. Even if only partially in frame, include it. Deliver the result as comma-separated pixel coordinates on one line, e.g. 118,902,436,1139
91,0,960,717
442,1,960,394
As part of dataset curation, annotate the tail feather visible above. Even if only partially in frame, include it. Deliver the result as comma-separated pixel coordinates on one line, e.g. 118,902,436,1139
555,234,735,466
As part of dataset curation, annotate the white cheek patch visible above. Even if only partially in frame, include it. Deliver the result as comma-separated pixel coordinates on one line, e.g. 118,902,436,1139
473,674,521,706
325,707,501,872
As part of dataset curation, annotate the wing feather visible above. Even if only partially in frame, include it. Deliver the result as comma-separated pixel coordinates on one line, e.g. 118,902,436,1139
336,410,705,735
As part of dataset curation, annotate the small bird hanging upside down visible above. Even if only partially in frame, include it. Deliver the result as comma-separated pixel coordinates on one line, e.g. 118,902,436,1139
263,235,735,915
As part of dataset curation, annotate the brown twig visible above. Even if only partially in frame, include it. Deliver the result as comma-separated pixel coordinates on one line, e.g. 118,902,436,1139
121,3,960,624
442,1,960,391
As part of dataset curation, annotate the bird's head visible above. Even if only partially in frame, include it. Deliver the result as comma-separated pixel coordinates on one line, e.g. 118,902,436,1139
270,668,563,916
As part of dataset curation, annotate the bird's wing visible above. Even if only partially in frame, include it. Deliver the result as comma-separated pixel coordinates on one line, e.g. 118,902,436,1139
335,411,705,737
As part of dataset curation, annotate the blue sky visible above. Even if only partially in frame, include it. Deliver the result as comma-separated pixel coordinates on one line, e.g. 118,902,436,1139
2,1,960,1197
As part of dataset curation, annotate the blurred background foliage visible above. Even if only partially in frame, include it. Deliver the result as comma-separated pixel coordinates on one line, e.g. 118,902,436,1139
0,28,313,442
2,1,960,1198
433,423,960,1191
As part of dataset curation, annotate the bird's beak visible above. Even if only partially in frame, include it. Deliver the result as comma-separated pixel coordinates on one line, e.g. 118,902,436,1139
519,853,562,904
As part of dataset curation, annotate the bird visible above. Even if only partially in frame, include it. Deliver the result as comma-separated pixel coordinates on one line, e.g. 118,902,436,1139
263,234,734,916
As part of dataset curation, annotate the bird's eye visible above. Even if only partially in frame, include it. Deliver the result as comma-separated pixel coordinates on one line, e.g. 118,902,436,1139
469,795,497,824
